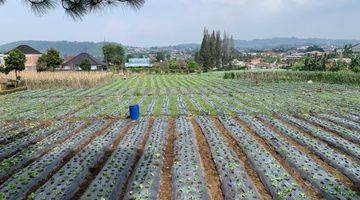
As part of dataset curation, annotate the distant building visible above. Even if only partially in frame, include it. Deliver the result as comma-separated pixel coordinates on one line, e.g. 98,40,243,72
63,55,75,64
250,58,261,65
264,51,276,57
6,45,42,71
0,54,5,66
230,59,246,67
125,58,152,68
62,53,106,71
322,45,336,52
282,53,305,61
329,58,352,64
297,46,310,51
307,51,325,56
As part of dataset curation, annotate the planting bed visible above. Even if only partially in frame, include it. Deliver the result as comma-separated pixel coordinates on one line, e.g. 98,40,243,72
0,74,359,200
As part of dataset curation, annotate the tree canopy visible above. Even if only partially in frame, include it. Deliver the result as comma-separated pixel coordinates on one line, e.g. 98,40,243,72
0,0,145,19
1,49,26,84
156,52,166,62
186,58,201,73
303,55,327,71
196,28,236,71
1,49,26,75
102,44,125,71
36,48,63,71
343,44,353,57
305,45,324,52
80,59,91,71
350,56,360,73
169,59,180,73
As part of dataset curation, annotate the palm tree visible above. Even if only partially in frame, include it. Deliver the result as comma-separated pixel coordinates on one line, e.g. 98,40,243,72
0,0,145,19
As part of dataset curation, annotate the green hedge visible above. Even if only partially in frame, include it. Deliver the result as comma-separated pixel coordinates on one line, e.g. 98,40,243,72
224,71,360,85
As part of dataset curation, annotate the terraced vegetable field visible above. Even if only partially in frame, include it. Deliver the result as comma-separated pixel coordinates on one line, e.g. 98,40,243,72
1,74,359,200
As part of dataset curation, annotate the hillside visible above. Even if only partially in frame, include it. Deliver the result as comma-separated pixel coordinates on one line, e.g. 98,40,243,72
234,37,360,50
0,40,197,57
150,37,360,51
0,41,120,58
1,37,360,56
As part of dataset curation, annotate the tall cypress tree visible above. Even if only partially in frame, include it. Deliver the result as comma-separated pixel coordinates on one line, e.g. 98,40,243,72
199,28,212,71
196,28,236,71
215,31,222,68
229,35,236,63
210,30,216,69
199,28,208,69
222,32,231,68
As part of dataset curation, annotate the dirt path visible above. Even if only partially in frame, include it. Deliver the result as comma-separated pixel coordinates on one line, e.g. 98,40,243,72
190,117,224,200
158,117,175,200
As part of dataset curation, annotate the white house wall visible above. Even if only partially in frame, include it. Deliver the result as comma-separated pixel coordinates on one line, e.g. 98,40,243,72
0,55,5,66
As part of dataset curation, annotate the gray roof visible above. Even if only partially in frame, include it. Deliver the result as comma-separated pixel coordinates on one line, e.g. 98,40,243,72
63,53,106,66
7,45,42,55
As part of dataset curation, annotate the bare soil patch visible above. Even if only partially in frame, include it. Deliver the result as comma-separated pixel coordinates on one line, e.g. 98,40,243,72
158,117,176,200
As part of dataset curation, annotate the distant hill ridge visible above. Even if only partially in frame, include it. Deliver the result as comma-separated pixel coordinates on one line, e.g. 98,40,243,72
234,37,360,49
0,41,120,58
1,37,360,57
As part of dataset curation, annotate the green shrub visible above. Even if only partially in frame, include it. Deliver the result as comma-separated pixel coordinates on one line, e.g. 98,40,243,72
80,59,91,71
152,64,161,74
224,72,235,79
223,70,360,85
328,60,348,72
350,56,360,73
292,61,305,71
351,66,360,73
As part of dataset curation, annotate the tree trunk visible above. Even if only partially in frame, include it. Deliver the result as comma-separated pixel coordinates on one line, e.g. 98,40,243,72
14,70,18,87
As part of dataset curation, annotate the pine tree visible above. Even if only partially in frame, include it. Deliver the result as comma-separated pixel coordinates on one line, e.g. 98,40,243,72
0,0,145,19
199,28,211,71
198,28,208,64
230,35,236,61
222,32,231,69
196,28,236,71
215,31,222,68
209,31,216,69
222,32,227,67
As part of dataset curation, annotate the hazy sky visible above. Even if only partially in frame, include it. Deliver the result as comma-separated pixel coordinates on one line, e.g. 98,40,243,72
0,0,359,47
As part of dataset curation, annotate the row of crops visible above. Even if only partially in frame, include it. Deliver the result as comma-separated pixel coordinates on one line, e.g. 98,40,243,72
1,113,359,199
0,74,359,199
1,75,359,117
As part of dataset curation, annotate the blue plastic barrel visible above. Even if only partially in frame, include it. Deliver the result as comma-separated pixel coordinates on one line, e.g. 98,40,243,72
129,104,140,120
